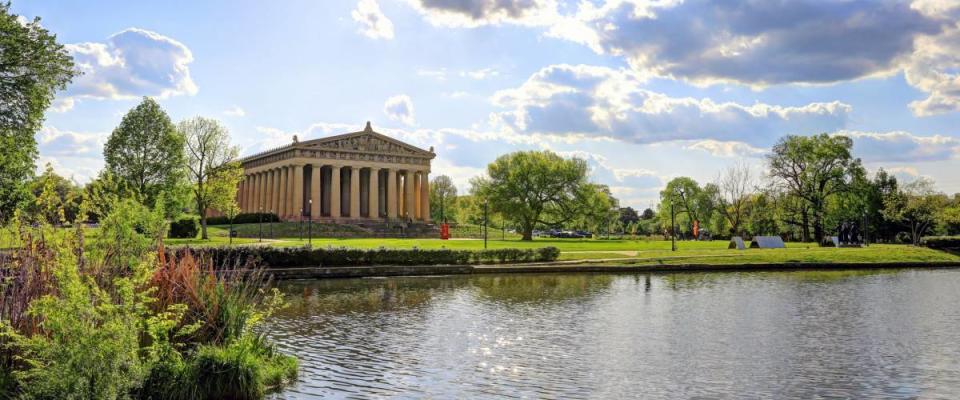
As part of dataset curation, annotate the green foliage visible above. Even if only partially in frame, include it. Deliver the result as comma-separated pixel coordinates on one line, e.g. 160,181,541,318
657,177,716,236
430,175,458,222
186,245,561,268
768,133,863,242
921,236,960,250
179,117,241,239
104,97,187,213
471,150,601,240
0,3,76,222
169,217,200,239
0,199,299,399
23,163,81,225
883,178,948,246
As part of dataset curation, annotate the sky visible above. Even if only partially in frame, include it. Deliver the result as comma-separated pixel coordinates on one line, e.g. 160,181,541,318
13,0,960,210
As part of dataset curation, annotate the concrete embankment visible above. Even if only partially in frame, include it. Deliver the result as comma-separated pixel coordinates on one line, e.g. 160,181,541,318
266,261,960,280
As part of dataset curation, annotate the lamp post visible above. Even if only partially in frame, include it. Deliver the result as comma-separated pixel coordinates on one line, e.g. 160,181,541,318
269,210,274,238
258,206,263,243
308,199,313,248
670,198,676,252
299,208,303,241
483,200,489,250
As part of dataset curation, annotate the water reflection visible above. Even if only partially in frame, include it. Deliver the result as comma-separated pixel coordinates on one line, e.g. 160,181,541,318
267,269,960,399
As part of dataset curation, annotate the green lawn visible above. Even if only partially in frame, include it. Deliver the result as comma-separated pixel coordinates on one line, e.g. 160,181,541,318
5,225,958,266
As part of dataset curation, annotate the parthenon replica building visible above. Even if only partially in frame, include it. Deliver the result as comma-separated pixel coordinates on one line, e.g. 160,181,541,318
237,122,434,223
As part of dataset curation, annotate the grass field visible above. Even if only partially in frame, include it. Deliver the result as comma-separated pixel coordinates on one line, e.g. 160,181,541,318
4,224,958,266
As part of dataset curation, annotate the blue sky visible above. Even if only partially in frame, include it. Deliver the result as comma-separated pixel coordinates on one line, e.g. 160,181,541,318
14,0,960,209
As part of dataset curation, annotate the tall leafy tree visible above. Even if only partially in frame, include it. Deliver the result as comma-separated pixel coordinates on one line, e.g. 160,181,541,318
429,174,458,223
0,3,76,221
471,150,593,241
104,97,186,211
657,177,714,237
26,163,81,224
178,117,239,239
713,161,754,236
768,134,862,243
882,178,947,246
619,207,639,226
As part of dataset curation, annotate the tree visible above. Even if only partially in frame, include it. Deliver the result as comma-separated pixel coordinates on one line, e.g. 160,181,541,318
619,207,639,226
0,4,76,221
768,134,862,243
26,163,81,224
657,177,715,238
429,175,458,223
81,170,137,223
179,117,240,239
641,208,656,220
882,178,947,246
471,150,594,241
714,161,754,236
104,97,186,210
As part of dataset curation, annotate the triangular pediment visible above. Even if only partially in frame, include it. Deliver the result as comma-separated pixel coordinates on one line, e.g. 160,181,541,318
298,127,433,157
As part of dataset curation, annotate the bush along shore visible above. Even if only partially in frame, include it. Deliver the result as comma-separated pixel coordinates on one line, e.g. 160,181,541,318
0,200,297,400
174,245,561,269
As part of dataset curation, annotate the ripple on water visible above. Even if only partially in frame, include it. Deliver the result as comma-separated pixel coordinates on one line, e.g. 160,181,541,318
266,270,960,399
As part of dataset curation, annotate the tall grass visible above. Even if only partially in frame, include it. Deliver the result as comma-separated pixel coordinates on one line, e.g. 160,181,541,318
0,200,297,400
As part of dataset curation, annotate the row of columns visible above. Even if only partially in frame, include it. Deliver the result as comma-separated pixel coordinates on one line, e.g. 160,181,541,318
237,164,430,222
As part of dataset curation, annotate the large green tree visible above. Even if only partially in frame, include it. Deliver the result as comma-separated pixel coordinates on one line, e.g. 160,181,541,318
882,178,947,246
179,117,240,239
0,3,76,221
657,177,715,238
104,97,186,211
429,174,458,223
768,134,862,243
471,150,594,241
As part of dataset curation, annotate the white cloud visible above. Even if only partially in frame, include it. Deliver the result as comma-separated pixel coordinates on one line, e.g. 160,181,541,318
417,68,448,80
550,0,942,88
685,139,766,158
352,0,395,40
460,68,499,80
223,106,246,117
406,0,560,28
384,94,416,126
835,130,960,163
56,28,197,111
492,64,851,147
35,126,108,182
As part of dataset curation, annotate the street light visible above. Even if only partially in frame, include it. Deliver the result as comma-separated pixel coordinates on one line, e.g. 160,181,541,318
258,206,263,243
483,200,489,249
308,199,313,248
269,210,274,238
299,208,304,241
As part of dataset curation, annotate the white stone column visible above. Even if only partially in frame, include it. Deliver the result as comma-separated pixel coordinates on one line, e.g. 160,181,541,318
311,165,321,219
387,169,397,218
330,165,341,218
350,166,360,218
243,174,253,212
405,170,416,219
278,167,288,217
263,169,276,210
293,164,304,219
271,169,280,216
420,171,430,222
369,168,380,219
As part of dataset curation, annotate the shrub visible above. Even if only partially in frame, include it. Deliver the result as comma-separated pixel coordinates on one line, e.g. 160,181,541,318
169,217,199,239
206,213,280,226
175,245,561,268
922,236,960,249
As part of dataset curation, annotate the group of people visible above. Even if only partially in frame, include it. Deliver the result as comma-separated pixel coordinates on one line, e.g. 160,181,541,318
836,221,862,246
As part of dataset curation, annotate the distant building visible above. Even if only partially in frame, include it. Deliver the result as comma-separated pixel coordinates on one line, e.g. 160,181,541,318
238,122,434,222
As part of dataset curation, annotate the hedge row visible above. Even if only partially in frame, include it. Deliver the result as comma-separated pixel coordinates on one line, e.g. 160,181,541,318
174,246,560,268
922,236,960,249
168,217,199,239
206,213,280,226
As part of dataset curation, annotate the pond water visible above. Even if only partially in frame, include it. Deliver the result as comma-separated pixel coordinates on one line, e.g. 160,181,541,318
267,269,960,399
